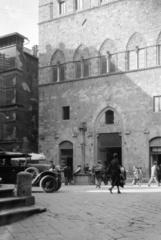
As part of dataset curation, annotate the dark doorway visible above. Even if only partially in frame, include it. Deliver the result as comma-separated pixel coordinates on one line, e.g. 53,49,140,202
59,141,73,173
97,133,122,167
150,151,161,164
149,138,161,175
60,149,73,173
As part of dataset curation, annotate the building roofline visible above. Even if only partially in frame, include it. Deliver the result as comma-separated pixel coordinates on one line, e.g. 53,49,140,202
0,32,28,41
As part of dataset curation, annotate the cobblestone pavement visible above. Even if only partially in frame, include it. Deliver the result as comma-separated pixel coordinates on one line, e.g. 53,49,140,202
1,184,161,240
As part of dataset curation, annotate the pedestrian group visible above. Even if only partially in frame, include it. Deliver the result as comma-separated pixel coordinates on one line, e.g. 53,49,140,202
57,154,161,193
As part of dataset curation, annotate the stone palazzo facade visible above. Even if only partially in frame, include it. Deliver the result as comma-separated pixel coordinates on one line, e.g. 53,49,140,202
39,0,161,179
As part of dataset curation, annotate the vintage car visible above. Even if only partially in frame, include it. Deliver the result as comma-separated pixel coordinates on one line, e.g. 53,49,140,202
0,151,62,192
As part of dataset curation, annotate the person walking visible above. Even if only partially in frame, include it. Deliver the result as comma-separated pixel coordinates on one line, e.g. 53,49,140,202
93,161,103,188
148,162,160,186
138,167,143,185
108,153,122,194
132,166,139,185
120,165,126,187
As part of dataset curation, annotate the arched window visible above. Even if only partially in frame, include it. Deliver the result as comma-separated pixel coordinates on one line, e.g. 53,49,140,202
99,39,117,74
126,33,146,70
51,49,65,82
105,110,114,124
73,45,90,79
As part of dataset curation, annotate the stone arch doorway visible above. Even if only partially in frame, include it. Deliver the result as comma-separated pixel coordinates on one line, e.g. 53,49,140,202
59,141,73,173
94,106,123,168
149,137,161,171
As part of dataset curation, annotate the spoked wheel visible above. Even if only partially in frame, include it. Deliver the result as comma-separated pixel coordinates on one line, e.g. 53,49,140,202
25,167,39,179
40,175,58,193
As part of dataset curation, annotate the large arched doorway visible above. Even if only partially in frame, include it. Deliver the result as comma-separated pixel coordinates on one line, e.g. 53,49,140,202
95,107,123,168
149,137,161,171
59,141,73,173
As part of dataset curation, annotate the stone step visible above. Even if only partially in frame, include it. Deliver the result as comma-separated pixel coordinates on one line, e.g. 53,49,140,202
0,196,35,210
0,185,15,198
0,206,47,226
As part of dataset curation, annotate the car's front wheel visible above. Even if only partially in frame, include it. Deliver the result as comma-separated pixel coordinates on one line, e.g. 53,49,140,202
40,175,58,193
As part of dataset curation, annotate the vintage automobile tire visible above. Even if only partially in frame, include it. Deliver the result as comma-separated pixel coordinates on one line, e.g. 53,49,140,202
25,167,39,179
40,175,58,193
56,180,62,191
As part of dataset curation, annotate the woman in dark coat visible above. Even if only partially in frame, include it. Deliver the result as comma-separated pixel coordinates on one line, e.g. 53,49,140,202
108,153,121,194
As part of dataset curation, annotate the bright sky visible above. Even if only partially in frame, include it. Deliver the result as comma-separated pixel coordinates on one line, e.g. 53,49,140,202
0,0,39,48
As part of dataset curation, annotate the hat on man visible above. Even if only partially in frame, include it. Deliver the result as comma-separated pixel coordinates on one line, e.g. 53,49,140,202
113,153,118,158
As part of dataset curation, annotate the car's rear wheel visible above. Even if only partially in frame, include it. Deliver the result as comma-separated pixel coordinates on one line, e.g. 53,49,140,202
25,167,39,179
40,175,58,193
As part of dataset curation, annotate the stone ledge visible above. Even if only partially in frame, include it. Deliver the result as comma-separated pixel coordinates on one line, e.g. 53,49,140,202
0,206,46,226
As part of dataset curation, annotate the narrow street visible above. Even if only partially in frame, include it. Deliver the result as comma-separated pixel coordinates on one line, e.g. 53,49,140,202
1,184,161,240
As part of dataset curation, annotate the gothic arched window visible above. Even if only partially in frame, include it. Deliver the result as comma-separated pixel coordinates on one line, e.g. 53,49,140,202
99,39,117,74
105,110,114,124
51,49,65,82
74,45,90,79
126,33,146,70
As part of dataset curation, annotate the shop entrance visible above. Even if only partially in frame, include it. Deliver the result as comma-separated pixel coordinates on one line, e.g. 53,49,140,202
97,133,122,167
149,137,161,175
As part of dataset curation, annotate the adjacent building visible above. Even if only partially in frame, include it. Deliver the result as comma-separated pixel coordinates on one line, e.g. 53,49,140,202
0,33,38,153
39,0,161,179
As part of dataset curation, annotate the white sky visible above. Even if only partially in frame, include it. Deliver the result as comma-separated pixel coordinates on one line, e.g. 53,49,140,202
0,0,39,48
